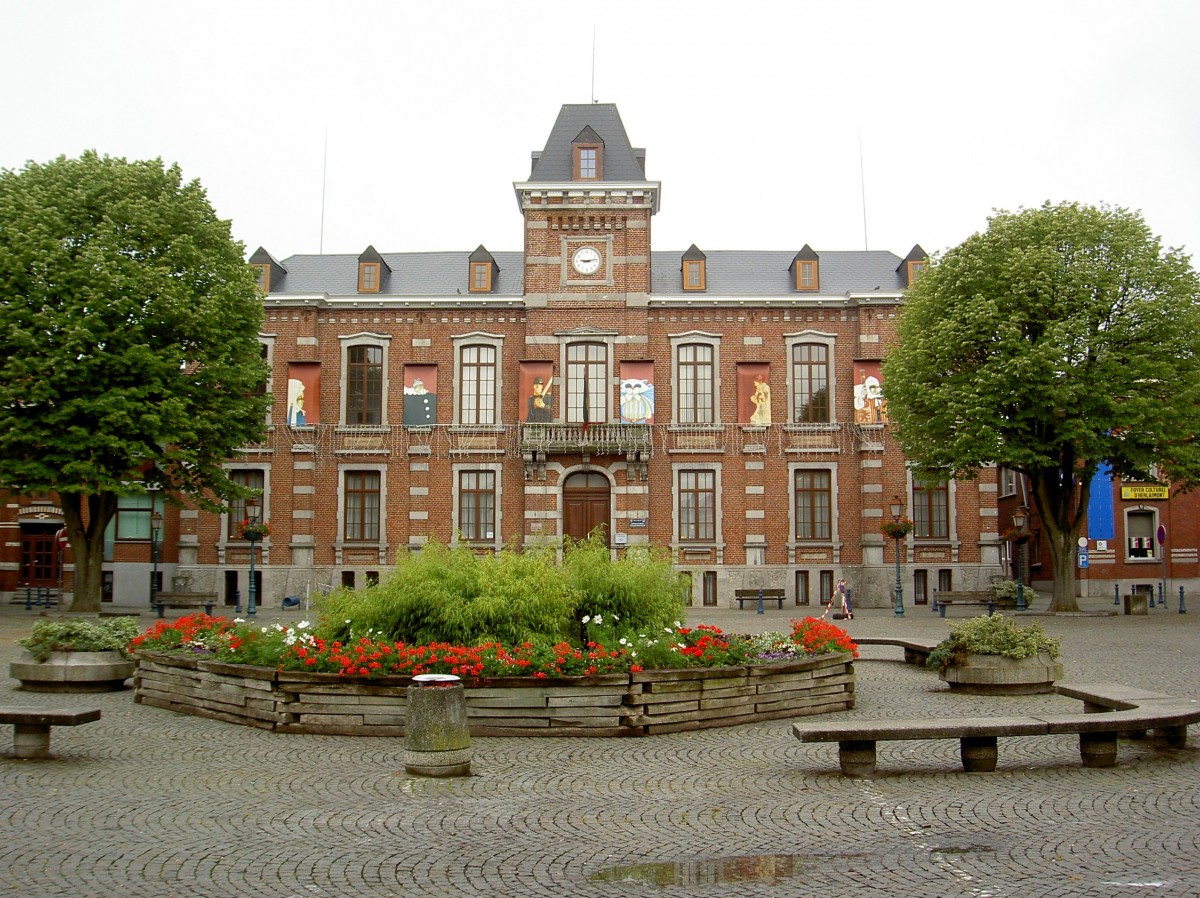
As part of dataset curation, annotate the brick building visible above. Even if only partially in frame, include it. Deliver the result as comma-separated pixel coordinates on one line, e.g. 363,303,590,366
5,103,1025,609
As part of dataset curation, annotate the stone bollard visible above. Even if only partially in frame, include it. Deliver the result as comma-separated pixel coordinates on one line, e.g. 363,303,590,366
403,673,472,777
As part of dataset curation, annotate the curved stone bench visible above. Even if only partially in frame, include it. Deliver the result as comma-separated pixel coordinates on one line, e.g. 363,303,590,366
791,681,1200,776
851,637,939,666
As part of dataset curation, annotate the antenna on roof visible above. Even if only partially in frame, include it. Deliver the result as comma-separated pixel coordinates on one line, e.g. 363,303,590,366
591,26,597,103
319,127,329,254
858,127,869,251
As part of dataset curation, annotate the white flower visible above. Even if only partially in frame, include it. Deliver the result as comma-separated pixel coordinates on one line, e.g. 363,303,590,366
619,637,628,646
593,615,603,626
673,620,682,628
612,614,620,622
664,627,673,634
345,619,352,624
261,627,269,634
631,651,637,658
298,620,311,629
581,615,591,624
234,617,246,623
283,634,297,646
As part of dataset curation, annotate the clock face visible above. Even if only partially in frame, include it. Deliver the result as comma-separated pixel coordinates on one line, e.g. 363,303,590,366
572,246,602,275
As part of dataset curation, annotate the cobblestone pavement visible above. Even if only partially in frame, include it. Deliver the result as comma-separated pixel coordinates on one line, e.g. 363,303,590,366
1,595,1197,898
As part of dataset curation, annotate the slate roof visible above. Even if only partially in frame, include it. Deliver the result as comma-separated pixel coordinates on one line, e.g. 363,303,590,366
268,251,526,297
262,248,906,299
526,104,648,182
650,250,907,297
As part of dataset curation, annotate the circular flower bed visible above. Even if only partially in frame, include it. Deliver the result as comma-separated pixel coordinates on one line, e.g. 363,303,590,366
131,615,859,737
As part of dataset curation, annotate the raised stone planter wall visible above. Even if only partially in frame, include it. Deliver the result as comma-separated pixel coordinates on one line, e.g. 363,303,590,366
938,651,1063,695
134,650,855,736
11,651,136,692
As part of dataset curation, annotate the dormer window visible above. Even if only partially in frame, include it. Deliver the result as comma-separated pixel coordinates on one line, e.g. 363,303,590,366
359,263,380,293
468,245,499,294
791,244,819,292
572,126,605,181
357,245,390,294
248,247,286,294
898,244,928,287
682,244,706,291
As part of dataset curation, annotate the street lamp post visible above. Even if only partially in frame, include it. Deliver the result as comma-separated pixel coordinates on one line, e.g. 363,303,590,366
150,510,163,613
1013,507,1029,611
245,499,262,616
890,498,906,618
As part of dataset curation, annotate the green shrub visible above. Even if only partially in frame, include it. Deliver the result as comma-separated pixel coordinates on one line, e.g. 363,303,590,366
926,613,1060,673
19,617,140,662
991,579,1024,601
315,541,577,646
564,534,685,633
314,536,687,648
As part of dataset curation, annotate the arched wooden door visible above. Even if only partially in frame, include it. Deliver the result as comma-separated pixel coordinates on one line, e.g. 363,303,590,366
563,472,610,545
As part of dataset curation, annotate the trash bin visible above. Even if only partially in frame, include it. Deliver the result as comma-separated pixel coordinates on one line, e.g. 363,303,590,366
281,596,301,609
1123,594,1149,615
404,673,472,777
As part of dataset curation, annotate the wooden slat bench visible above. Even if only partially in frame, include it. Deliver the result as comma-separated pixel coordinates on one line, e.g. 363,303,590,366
791,682,1200,776
0,707,102,759
153,592,217,618
852,636,939,666
734,588,786,610
931,591,1020,617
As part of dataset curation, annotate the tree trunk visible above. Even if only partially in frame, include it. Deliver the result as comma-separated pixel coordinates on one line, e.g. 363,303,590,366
60,493,117,613
1029,466,1087,614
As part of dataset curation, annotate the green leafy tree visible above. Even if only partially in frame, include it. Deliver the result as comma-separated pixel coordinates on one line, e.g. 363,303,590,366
883,202,1200,612
0,152,268,611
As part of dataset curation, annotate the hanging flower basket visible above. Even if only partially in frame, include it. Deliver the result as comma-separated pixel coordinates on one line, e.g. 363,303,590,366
238,520,271,540
879,518,914,539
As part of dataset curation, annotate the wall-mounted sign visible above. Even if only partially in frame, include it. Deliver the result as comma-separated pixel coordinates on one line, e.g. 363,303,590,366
1121,485,1169,500
628,519,647,528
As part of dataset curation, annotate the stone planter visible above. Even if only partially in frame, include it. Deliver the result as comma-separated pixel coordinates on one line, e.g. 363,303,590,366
10,650,135,692
938,651,1063,695
133,650,856,736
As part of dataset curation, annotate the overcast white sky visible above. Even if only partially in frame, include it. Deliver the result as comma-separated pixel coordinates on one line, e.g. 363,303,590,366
3,1,1198,264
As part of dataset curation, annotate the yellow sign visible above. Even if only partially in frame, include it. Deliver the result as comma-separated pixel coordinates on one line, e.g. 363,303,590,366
1121,485,1169,500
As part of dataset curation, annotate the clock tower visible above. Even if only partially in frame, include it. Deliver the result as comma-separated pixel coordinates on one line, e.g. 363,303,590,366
514,104,660,305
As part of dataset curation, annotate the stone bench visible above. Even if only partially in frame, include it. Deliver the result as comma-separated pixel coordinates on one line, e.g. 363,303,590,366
852,636,939,666
153,593,217,618
791,681,1200,776
0,707,102,759
734,588,785,610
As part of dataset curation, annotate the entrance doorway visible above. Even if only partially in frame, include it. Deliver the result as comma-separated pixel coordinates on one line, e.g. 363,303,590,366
20,526,60,587
563,472,610,545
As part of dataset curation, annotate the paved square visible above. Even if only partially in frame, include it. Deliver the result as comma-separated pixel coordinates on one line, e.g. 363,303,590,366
2,597,1197,897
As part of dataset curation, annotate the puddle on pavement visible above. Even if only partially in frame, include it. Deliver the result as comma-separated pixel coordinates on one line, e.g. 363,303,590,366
591,846,994,886
590,854,802,887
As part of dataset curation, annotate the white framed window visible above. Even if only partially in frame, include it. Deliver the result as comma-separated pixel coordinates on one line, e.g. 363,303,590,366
453,332,504,426
670,332,721,425
452,462,504,550
566,342,608,425
673,463,722,547
337,463,387,548
785,332,836,425
219,463,271,547
790,463,838,543
1125,508,1158,560
911,474,953,540
339,333,391,427
999,467,1019,497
